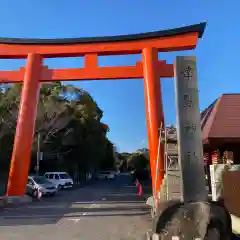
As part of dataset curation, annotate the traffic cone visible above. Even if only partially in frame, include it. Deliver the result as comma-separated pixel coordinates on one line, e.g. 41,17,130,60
37,188,42,200
136,179,140,187
138,183,143,196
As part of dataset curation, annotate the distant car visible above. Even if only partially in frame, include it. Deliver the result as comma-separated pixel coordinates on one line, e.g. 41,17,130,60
26,176,57,197
97,171,115,180
44,172,74,190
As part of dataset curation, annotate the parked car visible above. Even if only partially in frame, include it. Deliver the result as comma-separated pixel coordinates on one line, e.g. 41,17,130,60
97,171,115,180
26,176,57,197
44,172,74,190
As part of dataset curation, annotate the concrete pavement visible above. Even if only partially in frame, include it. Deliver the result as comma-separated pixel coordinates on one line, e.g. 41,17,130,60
0,175,151,240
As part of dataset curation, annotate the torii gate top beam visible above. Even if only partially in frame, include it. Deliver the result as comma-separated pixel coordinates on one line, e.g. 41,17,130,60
2,23,206,197
0,23,206,59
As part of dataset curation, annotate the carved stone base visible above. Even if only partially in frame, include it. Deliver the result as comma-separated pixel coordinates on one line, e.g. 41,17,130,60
150,200,232,240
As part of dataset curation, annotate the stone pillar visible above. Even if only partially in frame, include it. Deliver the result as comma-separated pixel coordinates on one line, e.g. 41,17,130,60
174,56,207,202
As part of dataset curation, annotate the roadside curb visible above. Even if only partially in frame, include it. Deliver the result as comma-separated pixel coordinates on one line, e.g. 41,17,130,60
0,182,94,209
0,195,32,210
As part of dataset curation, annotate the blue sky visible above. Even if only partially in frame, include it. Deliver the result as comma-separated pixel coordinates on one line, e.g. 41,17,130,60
0,1,239,152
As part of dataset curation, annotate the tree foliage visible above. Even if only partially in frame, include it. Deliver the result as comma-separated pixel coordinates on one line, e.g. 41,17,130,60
0,82,115,181
115,148,150,180
127,152,149,172
118,149,150,180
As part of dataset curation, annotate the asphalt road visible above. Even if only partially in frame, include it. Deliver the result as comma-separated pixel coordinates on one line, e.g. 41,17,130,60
0,174,151,240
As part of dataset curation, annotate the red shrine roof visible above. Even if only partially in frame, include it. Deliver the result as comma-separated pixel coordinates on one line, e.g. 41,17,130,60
201,94,240,144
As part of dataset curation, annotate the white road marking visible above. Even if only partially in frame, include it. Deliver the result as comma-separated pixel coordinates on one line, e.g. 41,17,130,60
25,203,100,209
26,204,68,209
172,238,202,240
74,201,95,204
90,203,100,208
108,193,138,196
0,212,94,219
3,208,13,210
1,195,130,222
67,218,80,224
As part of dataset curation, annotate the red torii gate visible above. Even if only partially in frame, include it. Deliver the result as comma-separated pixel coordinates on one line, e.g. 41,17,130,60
0,23,206,197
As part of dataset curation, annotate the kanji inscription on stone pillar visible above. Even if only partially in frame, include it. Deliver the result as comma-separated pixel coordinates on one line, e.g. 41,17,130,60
174,56,207,202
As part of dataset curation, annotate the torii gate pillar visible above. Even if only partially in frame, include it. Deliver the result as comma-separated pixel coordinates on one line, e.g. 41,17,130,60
142,47,164,195
7,54,42,196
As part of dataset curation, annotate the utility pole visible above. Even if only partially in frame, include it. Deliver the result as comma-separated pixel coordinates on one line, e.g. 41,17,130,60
36,132,41,176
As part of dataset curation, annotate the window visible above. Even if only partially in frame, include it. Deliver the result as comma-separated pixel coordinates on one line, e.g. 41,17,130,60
100,171,110,175
55,174,60,180
32,176,49,184
59,174,70,179
48,174,54,179
45,174,49,179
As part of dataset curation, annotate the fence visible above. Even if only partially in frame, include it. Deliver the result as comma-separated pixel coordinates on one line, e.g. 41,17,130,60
222,171,240,217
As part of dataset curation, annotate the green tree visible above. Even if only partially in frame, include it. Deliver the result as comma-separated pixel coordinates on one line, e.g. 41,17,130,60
127,152,149,171
0,82,114,185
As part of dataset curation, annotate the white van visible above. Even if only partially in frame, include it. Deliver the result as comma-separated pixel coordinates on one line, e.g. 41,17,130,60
97,171,115,180
44,172,73,190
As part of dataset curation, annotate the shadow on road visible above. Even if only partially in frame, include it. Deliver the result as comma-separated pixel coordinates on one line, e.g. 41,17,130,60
0,175,151,227
0,211,150,227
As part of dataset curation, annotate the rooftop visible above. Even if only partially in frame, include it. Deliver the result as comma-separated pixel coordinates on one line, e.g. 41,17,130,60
201,93,240,143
